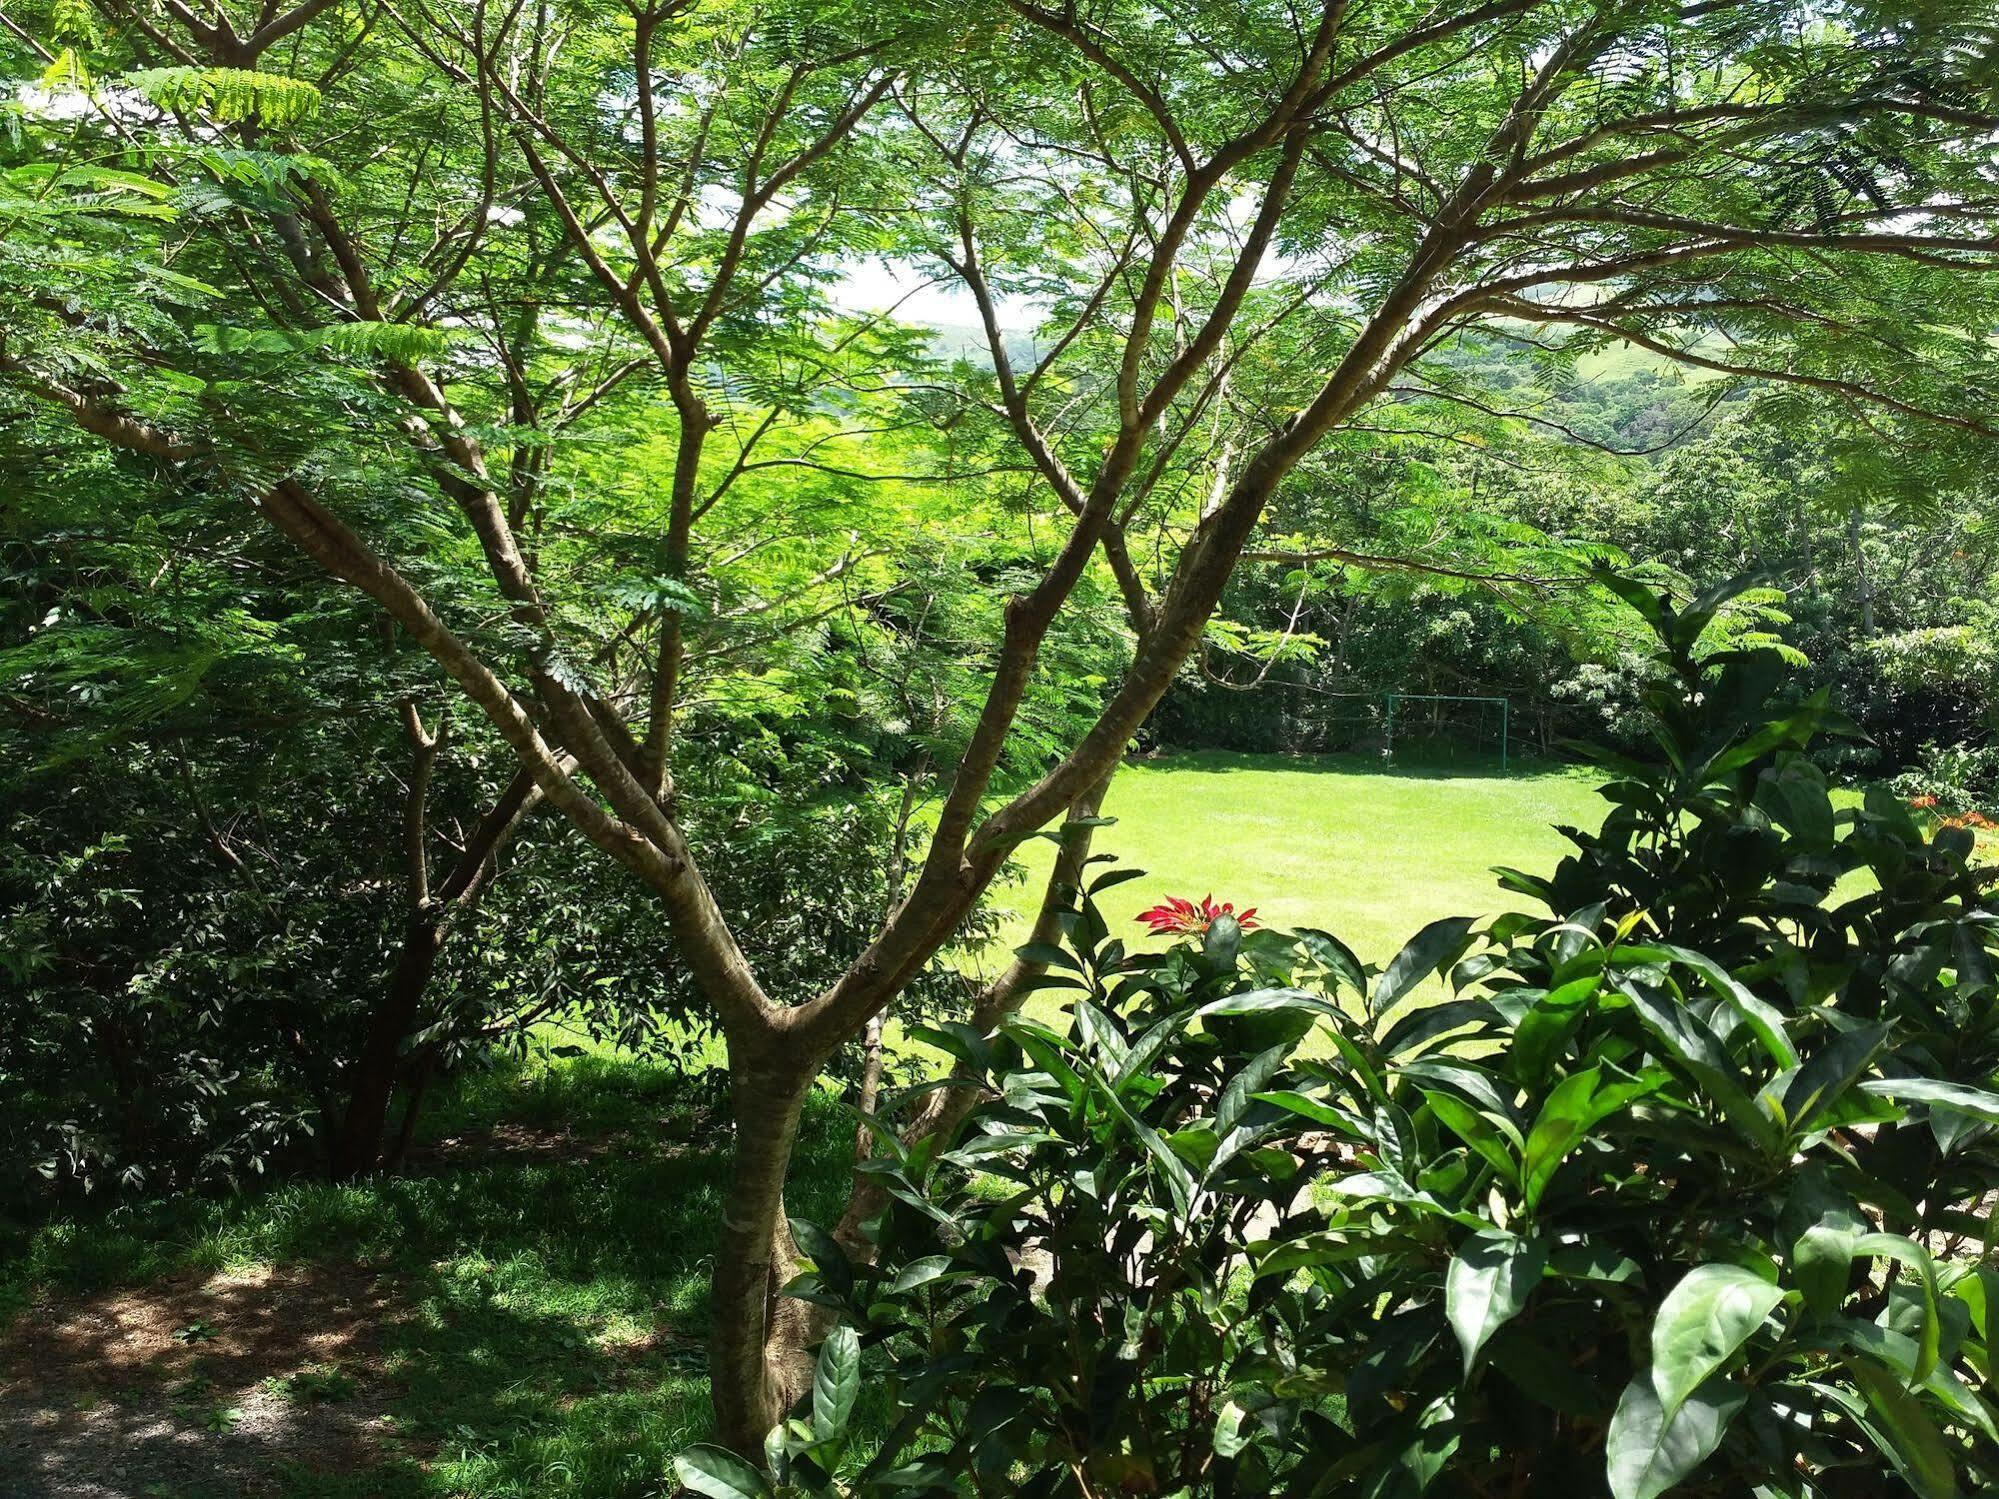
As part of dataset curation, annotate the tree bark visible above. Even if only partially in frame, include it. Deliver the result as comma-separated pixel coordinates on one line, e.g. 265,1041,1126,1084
329,918,445,1179
93,1018,151,1163
386,1041,442,1170
328,759,546,1180
709,1042,819,1454
1847,506,1876,638
851,772,926,1162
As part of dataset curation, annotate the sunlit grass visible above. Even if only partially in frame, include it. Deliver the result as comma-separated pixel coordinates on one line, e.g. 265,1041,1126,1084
864,751,1609,1066
984,749,1606,968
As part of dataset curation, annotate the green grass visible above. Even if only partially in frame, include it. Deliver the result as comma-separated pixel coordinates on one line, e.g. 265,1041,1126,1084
2,751,1609,1496
2,1054,857,1498
987,750,1605,970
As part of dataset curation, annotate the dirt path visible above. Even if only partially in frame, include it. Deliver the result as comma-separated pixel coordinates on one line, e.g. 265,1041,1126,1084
0,1264,412,1498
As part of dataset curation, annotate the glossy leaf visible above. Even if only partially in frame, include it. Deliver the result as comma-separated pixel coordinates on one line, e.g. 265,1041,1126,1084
1372,916,1476,1019
1606,1375,1746,1499
1859,1077,1999,1126
1648,1265,1783,1417
813,1325,860,1444
1835,1361,1959,1499
673,1446,770,1499
1445,1231,1547,1374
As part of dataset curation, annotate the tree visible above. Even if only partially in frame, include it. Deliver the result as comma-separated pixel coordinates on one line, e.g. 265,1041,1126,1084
4,0,1998,1448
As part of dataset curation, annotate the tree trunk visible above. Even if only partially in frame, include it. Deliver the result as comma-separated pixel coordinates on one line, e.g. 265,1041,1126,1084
93,1017,151,1163
328,918,444,1179
328,761,545,1180
852,1012,888,1162
709,1044,818,1454
852,772,924,1162
1847,506,1876,638
386,1040,442,1170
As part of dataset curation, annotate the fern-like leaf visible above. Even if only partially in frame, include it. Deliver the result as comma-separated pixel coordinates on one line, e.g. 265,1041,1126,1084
123,68,321,127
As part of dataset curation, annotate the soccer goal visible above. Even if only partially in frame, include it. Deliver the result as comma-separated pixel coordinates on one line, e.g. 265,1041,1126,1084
1383,693,1511,770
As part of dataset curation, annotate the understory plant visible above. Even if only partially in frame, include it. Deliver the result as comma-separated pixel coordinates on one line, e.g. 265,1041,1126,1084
678,578,1999,1497
1894,743,1999,841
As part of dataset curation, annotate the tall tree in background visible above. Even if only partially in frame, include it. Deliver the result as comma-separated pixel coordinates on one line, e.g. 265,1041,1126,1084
4,0,1997,1445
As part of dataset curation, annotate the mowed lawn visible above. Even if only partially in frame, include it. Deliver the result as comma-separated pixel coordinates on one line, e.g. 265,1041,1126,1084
986,750,1607,970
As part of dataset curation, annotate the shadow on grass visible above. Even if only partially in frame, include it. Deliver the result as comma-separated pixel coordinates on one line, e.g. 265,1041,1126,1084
2,1050,857,1499
1135,747,1574,782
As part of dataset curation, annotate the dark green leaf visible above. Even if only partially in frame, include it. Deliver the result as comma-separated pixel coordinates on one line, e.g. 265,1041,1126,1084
1446,1230,1547,1374
812,1325,860,1444
1372,916,1476,1019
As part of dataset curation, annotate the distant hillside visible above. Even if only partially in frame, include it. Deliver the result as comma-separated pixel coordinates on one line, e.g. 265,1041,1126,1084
914,315,1733,461
922,320,1044,373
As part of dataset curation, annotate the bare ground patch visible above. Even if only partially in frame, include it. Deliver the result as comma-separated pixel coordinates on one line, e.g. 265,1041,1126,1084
0,1263,416,1498
398,1120,630,1170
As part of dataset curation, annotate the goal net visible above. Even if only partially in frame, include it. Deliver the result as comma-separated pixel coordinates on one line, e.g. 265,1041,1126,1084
1383,693,1512,770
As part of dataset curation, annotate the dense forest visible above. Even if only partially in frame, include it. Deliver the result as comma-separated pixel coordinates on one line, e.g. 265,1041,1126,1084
4,0,1999,1493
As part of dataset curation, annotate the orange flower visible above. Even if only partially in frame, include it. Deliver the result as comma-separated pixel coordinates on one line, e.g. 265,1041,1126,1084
1909,794,1939,810
1136,894,1260,937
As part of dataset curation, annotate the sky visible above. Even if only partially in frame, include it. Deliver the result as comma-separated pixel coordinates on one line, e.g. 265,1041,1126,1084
833,257,1040,335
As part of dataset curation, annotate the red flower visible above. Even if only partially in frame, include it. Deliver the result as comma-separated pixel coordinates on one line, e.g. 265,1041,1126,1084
1909,794,1939,810
1136,894,1259,937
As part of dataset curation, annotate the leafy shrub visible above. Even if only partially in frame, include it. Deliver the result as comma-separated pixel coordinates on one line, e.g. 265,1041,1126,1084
1893,742,1999,822
0,747,377,1195
688,577,1999,1497
679,896,1368,1497
0,728,965,1197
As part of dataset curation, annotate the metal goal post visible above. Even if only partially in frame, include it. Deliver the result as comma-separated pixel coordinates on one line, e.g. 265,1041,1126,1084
1383,693,1510,771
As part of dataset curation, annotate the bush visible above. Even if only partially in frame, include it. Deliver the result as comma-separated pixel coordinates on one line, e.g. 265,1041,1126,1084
1893,742,1999,823
683,577,1999,1498
0,739,400,1196
0,641,968,1199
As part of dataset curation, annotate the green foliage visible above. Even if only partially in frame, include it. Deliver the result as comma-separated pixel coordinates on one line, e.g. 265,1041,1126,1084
0,473,996,1198
1893,743,1999,818
6,0,1999,1469
760,577,1999,1497
780,897,1365,1494
122,67,321,125
267,1364,359,1403
192,320,453,363
674,1327,867,1497
1162,398,1997,775
0,447,460,1190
